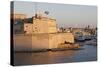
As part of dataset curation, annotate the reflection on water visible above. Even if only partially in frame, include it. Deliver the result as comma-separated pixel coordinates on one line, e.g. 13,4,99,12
14,45,97,65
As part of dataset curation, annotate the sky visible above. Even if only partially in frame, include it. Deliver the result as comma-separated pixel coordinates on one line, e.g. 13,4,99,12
12,1,97,28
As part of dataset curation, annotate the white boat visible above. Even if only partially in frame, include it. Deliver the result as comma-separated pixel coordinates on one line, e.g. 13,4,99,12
75,35,85,42
74,32,85,42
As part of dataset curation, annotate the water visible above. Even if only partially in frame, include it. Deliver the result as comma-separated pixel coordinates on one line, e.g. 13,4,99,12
14,41,97,66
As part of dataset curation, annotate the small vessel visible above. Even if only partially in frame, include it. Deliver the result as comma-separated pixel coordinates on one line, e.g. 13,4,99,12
74,32,85,42
84,35,92,40
75,35,85,42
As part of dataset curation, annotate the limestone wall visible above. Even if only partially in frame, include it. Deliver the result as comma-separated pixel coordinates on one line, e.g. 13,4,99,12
49,33,74,49
32,18,57,33
14,34,32,51
33,19,49,33
14,33,74,51
32,34,49,50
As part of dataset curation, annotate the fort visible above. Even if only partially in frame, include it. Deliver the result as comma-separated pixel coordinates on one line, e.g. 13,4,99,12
12,12,80,51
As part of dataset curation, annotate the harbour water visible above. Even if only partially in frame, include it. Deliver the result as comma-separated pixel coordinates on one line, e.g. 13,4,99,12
14,40,97,65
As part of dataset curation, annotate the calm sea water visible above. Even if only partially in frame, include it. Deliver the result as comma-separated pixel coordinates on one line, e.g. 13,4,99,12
14,41,97,65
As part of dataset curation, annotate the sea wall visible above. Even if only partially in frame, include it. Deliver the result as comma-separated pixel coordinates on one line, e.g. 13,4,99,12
14,33,74,51
31,34,49,50
14,34,32,51
49,33,74,49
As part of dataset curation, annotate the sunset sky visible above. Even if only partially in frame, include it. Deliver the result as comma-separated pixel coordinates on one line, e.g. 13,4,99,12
13,1,97,28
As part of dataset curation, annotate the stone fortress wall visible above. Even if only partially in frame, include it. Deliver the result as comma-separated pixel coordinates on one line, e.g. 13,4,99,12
14,33,74,51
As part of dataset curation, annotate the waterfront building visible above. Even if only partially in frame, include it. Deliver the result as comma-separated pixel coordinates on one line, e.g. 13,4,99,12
12,13,26,20
24,13,57,34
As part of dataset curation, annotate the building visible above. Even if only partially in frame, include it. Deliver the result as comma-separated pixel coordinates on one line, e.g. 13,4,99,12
24,14,57,34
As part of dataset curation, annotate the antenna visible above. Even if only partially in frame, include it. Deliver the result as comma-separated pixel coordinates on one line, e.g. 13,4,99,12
35,2,37,15
34,2,38,18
